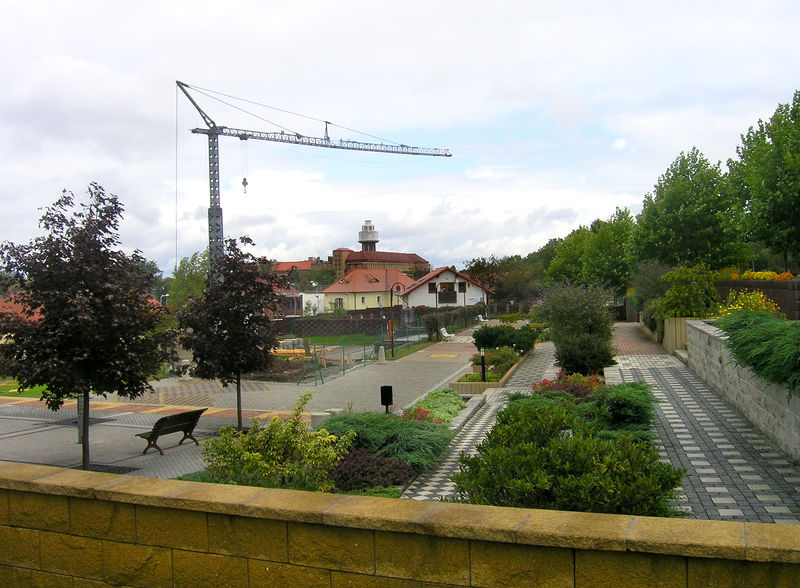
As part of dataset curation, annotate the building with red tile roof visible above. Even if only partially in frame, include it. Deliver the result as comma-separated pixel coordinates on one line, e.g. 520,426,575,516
321,269,415,312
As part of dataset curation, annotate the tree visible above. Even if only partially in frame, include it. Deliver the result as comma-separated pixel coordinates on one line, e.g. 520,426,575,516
178,236,288,430
169,250,209,312
545,226,590,284
581,208,636,298
629,147,749,269
0,184,173,469
728,90,800,271
461,256,503,292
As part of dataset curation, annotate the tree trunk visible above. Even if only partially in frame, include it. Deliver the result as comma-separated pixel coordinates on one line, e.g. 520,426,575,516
81,389,90,470
236,371,243,431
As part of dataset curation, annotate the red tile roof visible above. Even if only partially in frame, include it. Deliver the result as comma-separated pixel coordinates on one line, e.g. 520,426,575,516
322,269,415,294
273,260,315,272
345,251,428,265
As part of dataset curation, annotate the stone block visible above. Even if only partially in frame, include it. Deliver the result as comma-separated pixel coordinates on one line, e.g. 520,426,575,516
374,529,468,584
0,462,65,490
208,513,287,561
688,557,800,587
516,509,632,551
0,489,7,524
69,497,135,542
289,522,374,574
575,549,685,587
102,540,173,587
250,560,332,586
746,522,800,563
0,525,40,568
92,476,186,507
172,481,268,516
245,488,349,523
24,468,121,498
8,490,69,532
471,541,572,587
414,501,528,543
135,505,208,551
628,516,745,559
172,550,248,587
39,531,104,580
10,567,74,588
322,495,435,534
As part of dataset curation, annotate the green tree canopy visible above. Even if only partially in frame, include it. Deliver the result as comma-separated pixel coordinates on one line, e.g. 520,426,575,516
581,208,635,297
545,226,590,284
728,90,800,271
169,249,208,312
178,236,289,430
629,147,748,269
0,184,174,469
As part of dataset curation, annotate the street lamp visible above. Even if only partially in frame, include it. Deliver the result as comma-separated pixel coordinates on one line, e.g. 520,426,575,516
389,282,406,357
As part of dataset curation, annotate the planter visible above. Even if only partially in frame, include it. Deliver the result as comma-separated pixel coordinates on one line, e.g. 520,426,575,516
450,351,526,394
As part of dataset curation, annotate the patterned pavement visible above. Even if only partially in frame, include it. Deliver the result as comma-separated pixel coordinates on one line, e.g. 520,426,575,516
402,324,800,524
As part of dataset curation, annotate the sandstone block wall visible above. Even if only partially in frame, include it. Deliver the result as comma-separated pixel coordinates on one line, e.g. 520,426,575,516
0,461,799,586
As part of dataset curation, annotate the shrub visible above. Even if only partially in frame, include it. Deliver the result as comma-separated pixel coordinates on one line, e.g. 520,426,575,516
401,405,442,424
534,281,615,342
498,312,524,323
554,333,616,375
459,371,500,383
589,382,656,429
715,311,800,394
651,264,718,319
716,289,783,319
472,345,519,377
531,373,604,404
451,402,684,516
331,447,415,491
201,392,354,491
423,314,440,341
323,412,454,473
472,324,537,354
415,387,467,422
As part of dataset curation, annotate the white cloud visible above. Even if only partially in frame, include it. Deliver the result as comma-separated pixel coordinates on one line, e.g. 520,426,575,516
2,0,799,275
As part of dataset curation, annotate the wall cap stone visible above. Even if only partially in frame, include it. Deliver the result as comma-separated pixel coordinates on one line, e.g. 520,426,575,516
1,461,798,564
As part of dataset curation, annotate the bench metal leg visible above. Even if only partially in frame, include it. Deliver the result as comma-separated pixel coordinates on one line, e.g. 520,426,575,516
142,440,164,456
178,432,200,446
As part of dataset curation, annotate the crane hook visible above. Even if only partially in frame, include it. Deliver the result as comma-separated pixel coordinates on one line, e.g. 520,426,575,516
242,177,248,194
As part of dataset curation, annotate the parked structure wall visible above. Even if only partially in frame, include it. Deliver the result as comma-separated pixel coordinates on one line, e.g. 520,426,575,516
0,462,798,587
685,320,800,461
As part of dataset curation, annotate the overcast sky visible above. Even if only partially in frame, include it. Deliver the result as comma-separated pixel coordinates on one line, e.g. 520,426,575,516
2,1,799,276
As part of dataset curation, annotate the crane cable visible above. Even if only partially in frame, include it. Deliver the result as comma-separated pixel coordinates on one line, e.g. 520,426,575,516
185,83,405,147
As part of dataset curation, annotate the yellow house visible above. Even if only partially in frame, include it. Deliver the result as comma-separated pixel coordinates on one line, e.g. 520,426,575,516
321,269,415,312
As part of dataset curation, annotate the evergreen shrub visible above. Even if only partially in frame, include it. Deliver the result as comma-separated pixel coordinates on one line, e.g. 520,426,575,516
324,412,454,473
451,401,683,516
331,447,415,491
715,310,800,394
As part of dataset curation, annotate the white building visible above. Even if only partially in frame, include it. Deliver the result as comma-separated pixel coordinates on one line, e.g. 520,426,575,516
401,267,491,309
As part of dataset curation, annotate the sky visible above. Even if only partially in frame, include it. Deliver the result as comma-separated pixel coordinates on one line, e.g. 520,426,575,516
2,1,799,277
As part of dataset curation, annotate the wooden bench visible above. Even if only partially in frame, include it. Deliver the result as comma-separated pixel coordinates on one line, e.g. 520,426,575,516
135,408,207,455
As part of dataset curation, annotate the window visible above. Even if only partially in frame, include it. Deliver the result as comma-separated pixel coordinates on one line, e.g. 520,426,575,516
361,296,366,305
335,297,344,309
377,295,382,306
428,283,437,294
458,282,467,293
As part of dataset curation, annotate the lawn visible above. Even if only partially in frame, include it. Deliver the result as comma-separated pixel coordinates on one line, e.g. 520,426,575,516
0,380,47,397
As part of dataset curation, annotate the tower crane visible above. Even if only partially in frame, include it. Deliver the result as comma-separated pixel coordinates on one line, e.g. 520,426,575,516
176,81,452,268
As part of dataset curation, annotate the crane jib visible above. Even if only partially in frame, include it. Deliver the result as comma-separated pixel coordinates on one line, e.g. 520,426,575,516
190,127,451,157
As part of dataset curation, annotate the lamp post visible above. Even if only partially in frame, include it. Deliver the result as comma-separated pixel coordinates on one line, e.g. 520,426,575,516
389,282,406,358
480,347,486,382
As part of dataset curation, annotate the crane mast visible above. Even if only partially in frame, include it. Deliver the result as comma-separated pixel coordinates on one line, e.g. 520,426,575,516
176,81,452,268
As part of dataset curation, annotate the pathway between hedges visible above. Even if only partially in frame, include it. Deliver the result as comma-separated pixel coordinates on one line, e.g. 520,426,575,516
402,324,800,525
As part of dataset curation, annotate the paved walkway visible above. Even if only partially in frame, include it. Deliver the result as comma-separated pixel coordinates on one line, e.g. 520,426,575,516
402,324,800,525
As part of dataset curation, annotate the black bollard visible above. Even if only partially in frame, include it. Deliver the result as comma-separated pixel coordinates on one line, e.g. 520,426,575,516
380,385,393,413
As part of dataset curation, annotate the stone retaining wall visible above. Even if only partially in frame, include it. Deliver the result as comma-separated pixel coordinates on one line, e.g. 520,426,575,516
0,461,798,586
685,320,800,461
